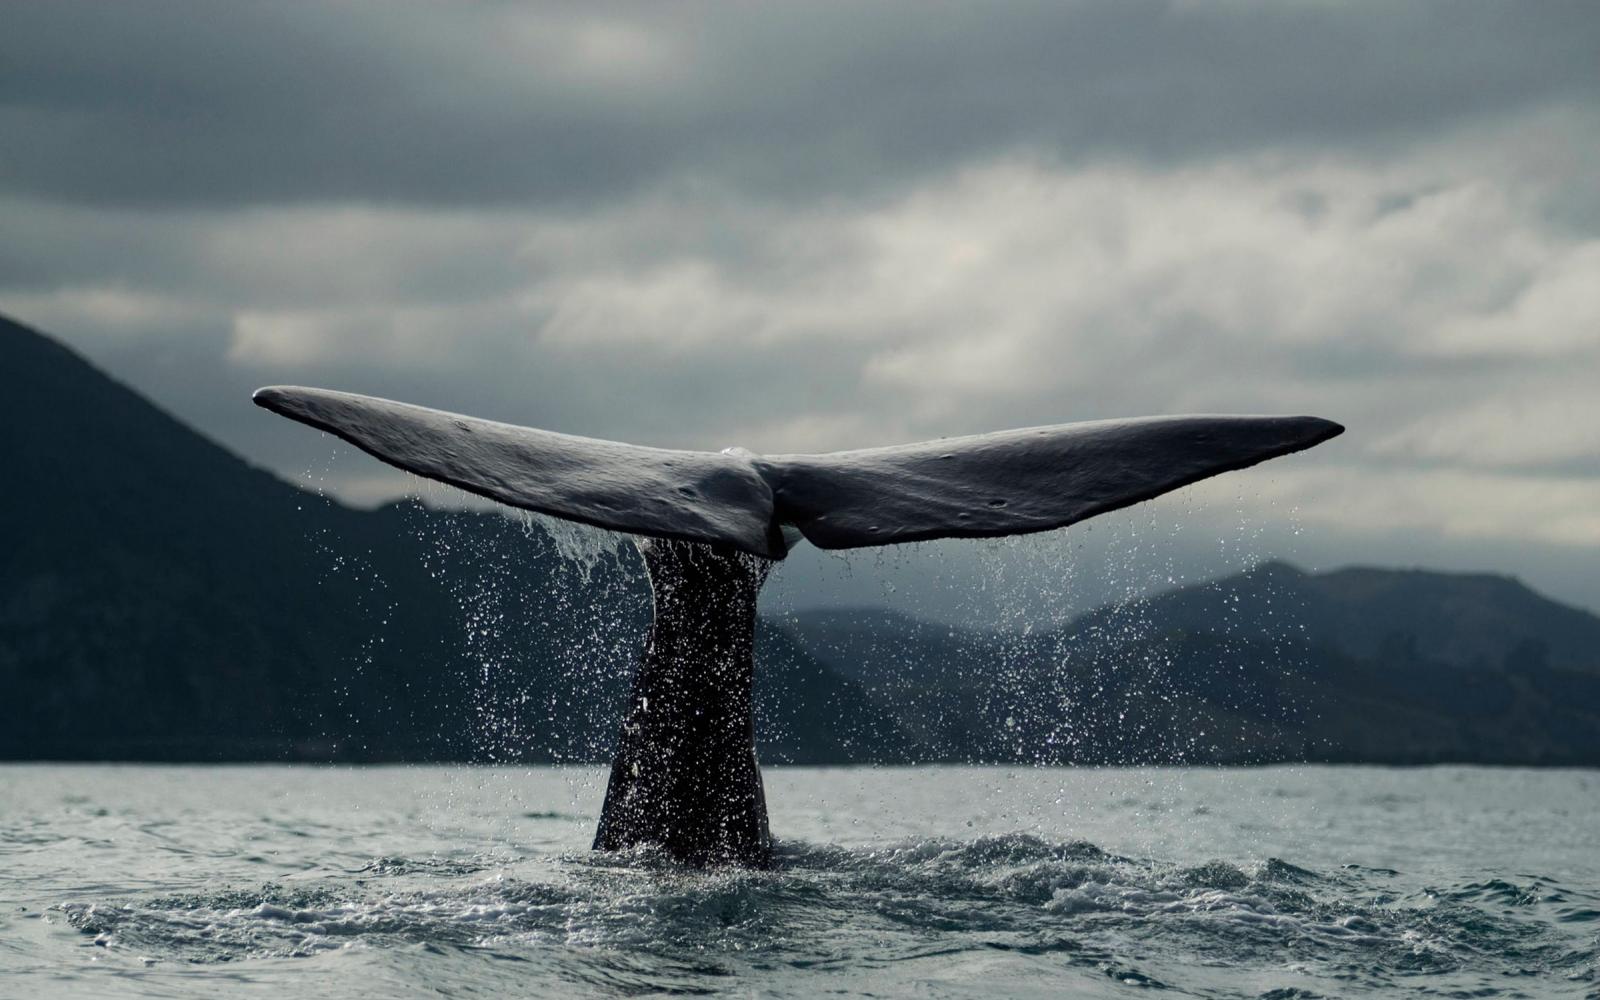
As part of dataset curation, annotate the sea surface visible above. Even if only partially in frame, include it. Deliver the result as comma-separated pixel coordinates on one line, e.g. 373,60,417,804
1,764,1596,998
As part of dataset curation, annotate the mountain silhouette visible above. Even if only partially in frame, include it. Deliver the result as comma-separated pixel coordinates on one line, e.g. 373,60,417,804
0,313,909,763
786,561,1600,765
5,312,1598,765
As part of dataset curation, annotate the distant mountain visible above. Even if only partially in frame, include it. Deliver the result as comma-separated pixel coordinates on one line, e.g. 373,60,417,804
1077,560,1600,675
784,561,1600,765
0,313,910,763
6,311,1599,766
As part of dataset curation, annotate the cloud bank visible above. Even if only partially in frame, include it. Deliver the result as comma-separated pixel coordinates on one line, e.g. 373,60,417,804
3,0,1597,610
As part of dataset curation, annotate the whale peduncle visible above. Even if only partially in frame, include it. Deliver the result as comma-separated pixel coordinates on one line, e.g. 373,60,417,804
592,538,774,866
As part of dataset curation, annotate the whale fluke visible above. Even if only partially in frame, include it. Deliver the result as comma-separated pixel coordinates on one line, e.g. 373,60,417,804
762,414,1342,550
255,386,1341,559
755,412,1344,550
253,386,785,556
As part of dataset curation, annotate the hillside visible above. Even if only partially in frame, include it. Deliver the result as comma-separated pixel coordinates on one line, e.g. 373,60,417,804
784,562,1600,765
6,311,1599,766
1073,559,1600,674
0,313,909,763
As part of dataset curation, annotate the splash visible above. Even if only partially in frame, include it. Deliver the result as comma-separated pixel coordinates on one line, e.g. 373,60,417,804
55,829,1598,998
515,509,632,587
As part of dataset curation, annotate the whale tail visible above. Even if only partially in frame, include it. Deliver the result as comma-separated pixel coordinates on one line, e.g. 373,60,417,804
254,384,1342,866
253,386,1341,559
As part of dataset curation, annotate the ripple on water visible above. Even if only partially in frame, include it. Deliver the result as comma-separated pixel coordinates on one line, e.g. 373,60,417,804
55,835,1599,996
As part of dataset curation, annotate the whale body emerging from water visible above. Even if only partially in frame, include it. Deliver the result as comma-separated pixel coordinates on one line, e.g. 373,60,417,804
254,386,1342,865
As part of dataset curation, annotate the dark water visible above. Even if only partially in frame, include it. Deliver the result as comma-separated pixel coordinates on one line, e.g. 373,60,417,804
2,764,1595,998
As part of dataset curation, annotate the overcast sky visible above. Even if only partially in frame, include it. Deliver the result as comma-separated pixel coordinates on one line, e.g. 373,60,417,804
4,1,1598,616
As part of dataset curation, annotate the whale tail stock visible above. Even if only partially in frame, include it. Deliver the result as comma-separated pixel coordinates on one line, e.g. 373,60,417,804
251,386,1343,559
253,385,1341,866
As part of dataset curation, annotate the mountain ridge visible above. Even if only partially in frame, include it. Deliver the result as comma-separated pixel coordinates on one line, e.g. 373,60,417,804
782,559,1600,765
5,311,1599,765
1,312,910,764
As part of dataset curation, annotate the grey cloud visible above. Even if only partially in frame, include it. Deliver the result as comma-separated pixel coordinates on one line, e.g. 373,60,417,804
2,1,1597,209
9,130,1596,484
4,1,1600,616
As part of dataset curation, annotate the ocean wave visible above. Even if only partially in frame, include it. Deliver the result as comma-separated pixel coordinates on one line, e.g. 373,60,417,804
56,834,1598,995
